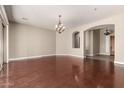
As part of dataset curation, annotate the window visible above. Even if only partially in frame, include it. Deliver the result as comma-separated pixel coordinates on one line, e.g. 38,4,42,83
72,31,80,48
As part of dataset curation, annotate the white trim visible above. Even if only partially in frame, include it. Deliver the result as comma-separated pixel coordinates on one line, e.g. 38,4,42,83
114,61,124,65
114,61,124,67
0,5,9,63
99,53,110,55
0,5,9,25
85,53,110,56
3,25,9,63
85,54,94,56
9,54,56,61
68,54,84,58
6,25,9,63
9,54,84,61
55,54,84,58
55,54,68,56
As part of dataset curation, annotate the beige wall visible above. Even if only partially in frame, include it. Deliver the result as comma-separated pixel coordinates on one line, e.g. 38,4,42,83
99,29,106,55
3,25,9,63
56,13,124,63
84,30,90,56
93,29,100,55
84,30,93,56
56,30,68,55
89,31,93,56
84,29,100,56
9,13,124,63
9,22,56,59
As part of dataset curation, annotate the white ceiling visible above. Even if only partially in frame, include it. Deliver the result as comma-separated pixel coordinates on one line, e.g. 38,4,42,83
5,5,124,31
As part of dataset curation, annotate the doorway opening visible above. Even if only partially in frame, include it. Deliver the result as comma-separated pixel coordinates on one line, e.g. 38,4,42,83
84,24,115,62
0,22,4,71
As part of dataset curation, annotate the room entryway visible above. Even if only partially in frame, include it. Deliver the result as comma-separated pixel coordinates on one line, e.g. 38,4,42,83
84,24,115,62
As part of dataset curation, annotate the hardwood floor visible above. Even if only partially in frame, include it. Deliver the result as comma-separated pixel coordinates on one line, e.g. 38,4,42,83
0,55,124,88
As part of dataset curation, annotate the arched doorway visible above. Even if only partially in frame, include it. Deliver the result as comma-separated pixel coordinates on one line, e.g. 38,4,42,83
83,24,115,61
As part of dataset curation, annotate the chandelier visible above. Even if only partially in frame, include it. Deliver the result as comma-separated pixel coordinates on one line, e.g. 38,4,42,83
55,15,66,34
104,28,112,36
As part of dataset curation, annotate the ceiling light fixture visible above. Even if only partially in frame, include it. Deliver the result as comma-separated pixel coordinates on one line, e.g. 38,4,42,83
22,17,28,20
94,8,97,11
55,15,66,34
104,28,111,36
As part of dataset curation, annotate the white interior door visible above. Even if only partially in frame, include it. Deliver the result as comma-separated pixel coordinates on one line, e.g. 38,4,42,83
0,20,3,71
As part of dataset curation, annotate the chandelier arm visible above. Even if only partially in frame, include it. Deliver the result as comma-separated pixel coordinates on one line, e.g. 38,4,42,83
61,29,65,33
59,28,65,33
58,26,63,32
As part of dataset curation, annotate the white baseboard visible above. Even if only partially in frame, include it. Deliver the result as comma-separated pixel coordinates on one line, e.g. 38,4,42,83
8,54,124,66
56,54,84,58
9,54,56,61
9,54,84,61
55,54,68,56
68,54,84,58
85,53,110,56
99,53,110,55
88,54,94,56
114,61,124,65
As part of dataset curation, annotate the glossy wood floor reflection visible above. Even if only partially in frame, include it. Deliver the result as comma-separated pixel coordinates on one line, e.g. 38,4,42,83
0,56,124,88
